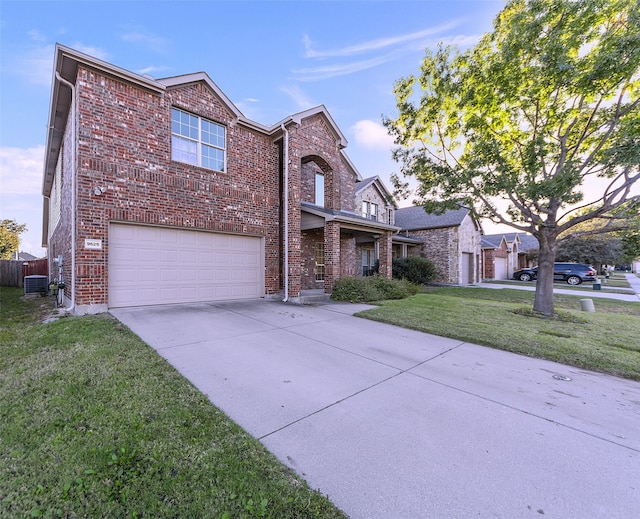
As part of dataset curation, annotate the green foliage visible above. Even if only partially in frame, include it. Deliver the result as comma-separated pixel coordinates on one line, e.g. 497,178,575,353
0,219,27,259
331,276,420,303
556,234,624,265
621,231,640,262
392,256,438,284
384,0,640,315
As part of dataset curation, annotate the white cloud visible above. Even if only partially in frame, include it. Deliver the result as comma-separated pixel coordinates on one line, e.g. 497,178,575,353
0,147,46,256
280,84,315,110
303,22,463,59
5,43,110,87
70,43,109,61
352,120,394,149
15,44,56,86
0,146,44,195
297,22,483,82
120,27,168,53
136,65,170,77
293,54,394,82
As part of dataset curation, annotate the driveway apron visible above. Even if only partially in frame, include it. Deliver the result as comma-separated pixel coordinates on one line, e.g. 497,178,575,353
111,299,640,519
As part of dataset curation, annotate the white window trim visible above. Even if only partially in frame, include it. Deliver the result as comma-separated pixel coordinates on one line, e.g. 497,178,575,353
315,172,325,207
171,107,226,172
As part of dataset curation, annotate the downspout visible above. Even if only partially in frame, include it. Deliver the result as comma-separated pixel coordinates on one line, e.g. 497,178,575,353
281,123,289,302
55,72,76,314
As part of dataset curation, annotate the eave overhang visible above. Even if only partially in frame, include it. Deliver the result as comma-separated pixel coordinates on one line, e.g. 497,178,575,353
301,203,400,234
42,44,165,198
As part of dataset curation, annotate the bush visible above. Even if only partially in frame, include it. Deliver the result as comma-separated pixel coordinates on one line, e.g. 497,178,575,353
331,275,420,303
392,256,438,285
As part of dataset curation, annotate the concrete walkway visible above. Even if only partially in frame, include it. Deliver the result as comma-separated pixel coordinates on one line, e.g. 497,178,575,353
111,299,640,519
625,272,640,298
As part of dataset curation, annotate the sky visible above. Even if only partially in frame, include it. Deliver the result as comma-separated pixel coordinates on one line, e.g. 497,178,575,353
0,0,508,257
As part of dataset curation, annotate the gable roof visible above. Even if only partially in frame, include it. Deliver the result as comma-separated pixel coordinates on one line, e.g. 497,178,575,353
355,176,397,208
43,44,358,199
481,232,539,252
481,234,508,249
394,206,470,231
517,233,539,252
158,72,244,121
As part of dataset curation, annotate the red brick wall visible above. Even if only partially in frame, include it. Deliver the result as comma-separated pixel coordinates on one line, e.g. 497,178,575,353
48,63,369,308
55,66,283,309
340,233,356,278
301,229,323,290
483,249,496,279
291,113,358,294
48,115,74,300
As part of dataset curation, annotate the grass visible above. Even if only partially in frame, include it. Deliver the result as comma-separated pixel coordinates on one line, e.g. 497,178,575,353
356,286,640,381
0,287,347,519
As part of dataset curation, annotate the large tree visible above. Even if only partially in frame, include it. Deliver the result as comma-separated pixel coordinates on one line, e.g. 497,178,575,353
384,0,640,315
0,219,27,260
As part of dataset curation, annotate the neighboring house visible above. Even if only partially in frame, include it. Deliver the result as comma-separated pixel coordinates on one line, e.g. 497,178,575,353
15,251,38,261
394,206,482,285
41,45,398,314
481,234,512,280
482,232,538,280
353,176,422,275
514,233,539,268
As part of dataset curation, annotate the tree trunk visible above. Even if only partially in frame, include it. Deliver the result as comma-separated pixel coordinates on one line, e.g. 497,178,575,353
533,232,557,316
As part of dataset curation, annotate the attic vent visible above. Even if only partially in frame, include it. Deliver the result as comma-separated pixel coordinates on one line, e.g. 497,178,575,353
24,275,48,295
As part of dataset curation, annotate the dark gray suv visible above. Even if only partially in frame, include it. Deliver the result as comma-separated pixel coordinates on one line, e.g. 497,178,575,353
513,263,597,285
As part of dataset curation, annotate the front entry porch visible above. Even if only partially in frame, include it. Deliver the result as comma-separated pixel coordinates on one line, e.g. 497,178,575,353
300,203,398,294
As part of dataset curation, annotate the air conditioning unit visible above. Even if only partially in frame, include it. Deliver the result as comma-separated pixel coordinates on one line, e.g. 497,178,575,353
24,275,49,295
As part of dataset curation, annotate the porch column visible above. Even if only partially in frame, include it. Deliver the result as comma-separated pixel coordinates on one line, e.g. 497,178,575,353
378,230,393,279
324,221,340,293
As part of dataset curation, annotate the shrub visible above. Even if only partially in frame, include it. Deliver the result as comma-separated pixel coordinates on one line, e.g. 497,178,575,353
392,256,438,285
331,276,419,303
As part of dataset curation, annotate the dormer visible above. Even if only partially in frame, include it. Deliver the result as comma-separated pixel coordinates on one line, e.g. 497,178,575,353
354,176,397,225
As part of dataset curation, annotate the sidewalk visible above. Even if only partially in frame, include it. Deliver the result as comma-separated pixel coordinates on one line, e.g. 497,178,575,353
625,272,640,296
477,277,640,302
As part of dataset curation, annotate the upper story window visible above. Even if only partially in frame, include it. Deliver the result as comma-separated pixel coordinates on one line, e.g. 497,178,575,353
362,201,378,221
315,172,325,207
171,107,225,172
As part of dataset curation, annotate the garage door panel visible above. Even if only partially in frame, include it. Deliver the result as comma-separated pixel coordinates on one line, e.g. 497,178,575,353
495,257,508,280
109,225,264,308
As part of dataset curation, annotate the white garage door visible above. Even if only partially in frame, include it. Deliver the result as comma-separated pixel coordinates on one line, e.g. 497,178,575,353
109,224,264,308
494,257,508,280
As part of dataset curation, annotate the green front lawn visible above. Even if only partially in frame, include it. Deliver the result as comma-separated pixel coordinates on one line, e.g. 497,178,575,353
357,286,640,381
0,287,346,519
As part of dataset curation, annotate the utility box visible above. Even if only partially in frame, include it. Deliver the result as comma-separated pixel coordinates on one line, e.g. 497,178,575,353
24,275,48,295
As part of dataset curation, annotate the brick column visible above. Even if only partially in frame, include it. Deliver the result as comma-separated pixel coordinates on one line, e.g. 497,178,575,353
284,135,302,300
378,231,393,279
324,221,340,293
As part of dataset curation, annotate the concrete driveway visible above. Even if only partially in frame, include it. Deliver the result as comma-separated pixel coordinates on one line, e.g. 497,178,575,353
111,299,640,518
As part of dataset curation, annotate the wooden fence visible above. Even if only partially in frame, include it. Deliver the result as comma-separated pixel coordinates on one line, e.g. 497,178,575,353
0,258,49,287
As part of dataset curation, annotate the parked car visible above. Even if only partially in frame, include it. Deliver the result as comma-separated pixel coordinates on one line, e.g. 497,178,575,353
513,263,597,285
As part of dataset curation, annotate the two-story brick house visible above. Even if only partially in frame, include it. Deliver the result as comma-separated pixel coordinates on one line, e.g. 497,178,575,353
42,44,397,314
